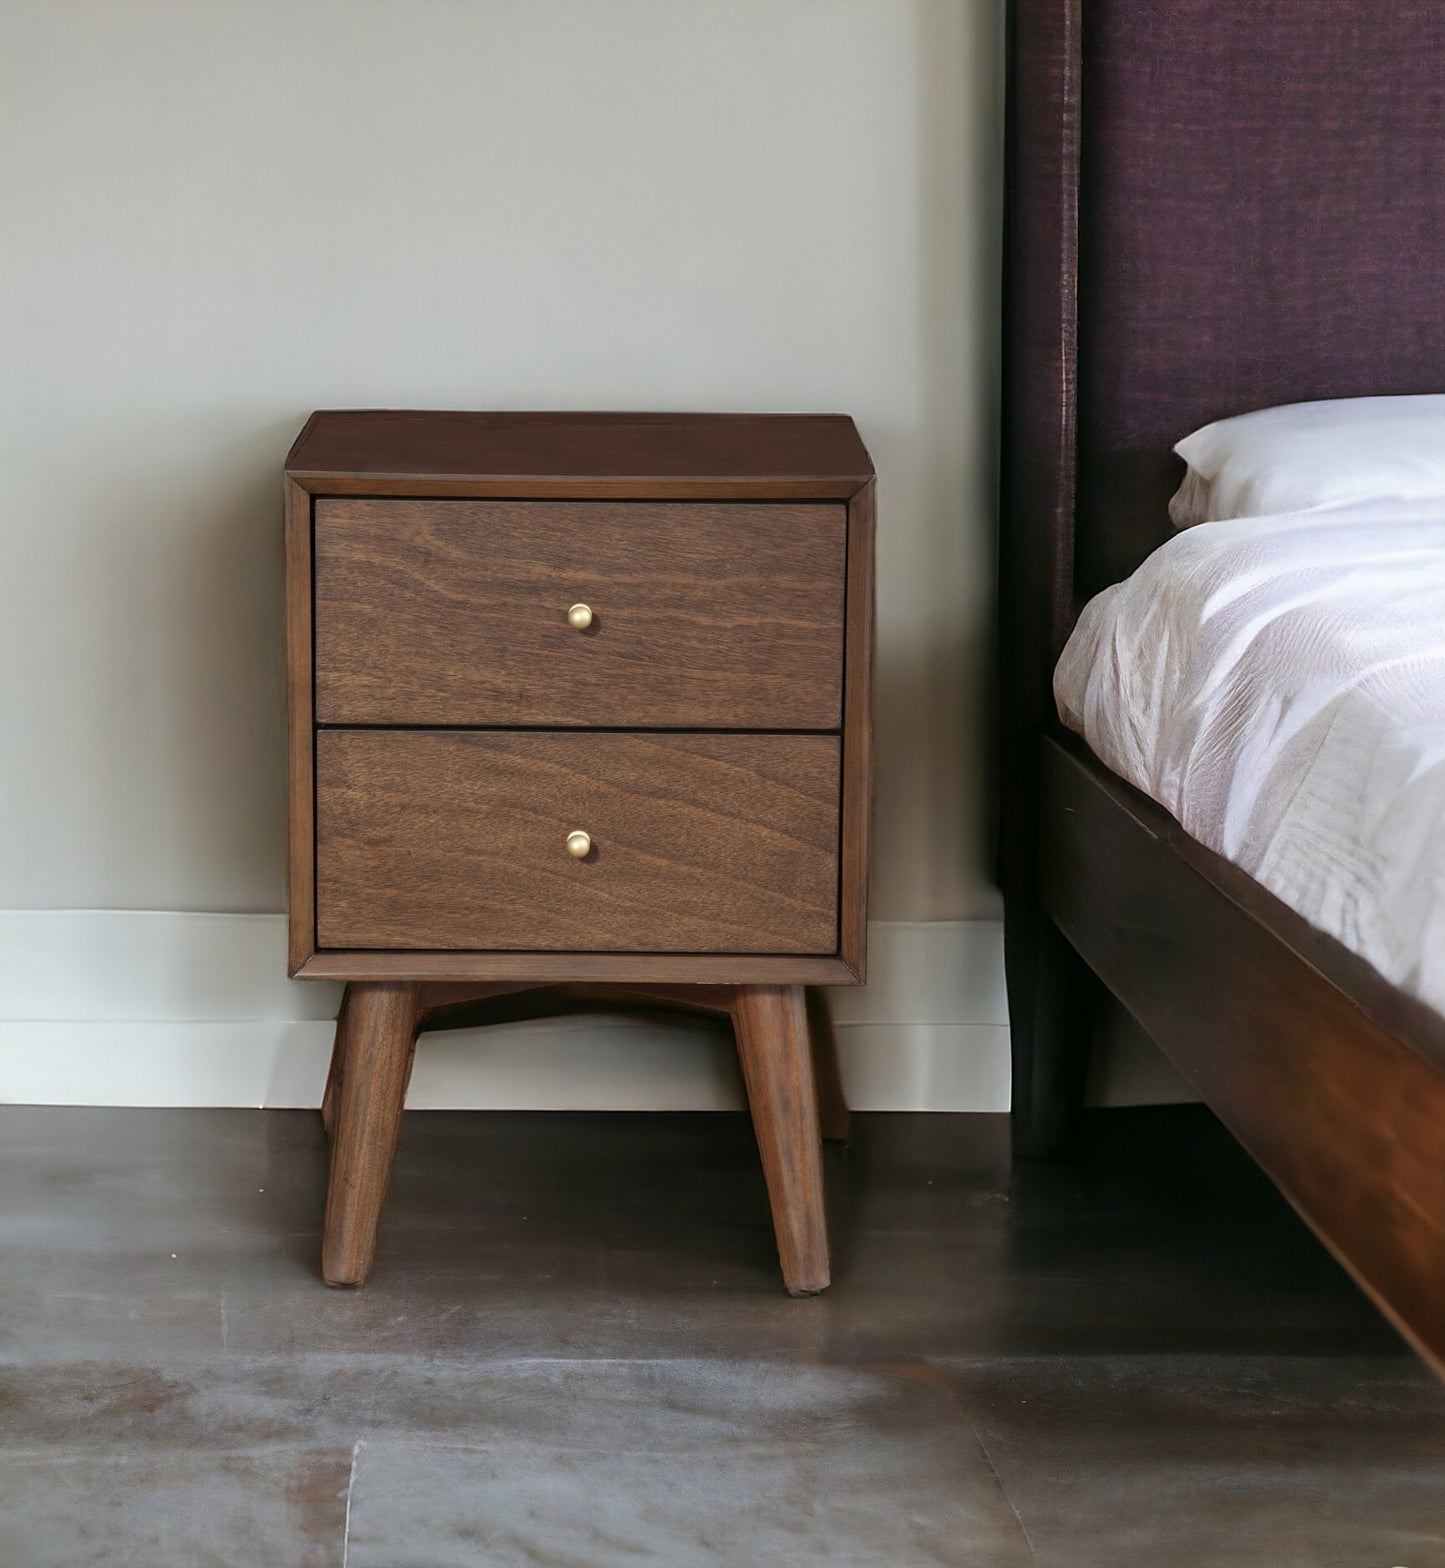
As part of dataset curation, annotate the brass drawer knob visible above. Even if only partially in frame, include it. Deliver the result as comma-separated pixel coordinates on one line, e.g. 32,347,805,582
566,830,592,859
567,602,593,631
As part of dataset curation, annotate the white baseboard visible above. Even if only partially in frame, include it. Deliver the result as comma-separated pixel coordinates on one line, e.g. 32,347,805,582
0,910,1190,1110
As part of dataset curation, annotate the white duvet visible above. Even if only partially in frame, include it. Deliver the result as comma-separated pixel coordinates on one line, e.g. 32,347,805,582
1054,499,1445,1016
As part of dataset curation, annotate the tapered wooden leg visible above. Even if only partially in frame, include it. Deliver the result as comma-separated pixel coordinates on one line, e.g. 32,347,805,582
1006,905,1099,1158
319,987,350,1141
732,984,830,1296
805,989,850,1142
321,981,420,1288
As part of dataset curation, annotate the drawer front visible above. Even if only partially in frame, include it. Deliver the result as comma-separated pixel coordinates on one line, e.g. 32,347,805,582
314,499,845,729
315,730,840,953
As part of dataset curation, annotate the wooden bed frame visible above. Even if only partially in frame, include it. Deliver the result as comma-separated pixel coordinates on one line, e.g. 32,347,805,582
1001,0,1445,1374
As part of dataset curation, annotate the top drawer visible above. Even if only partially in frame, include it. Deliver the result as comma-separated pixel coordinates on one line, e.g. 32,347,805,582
313,498,846,729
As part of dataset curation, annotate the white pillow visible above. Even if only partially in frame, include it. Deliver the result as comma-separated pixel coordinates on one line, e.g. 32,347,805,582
1169,394,1445,527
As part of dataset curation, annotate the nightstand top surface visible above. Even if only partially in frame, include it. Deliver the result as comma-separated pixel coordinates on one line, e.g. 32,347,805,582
287,410,873,489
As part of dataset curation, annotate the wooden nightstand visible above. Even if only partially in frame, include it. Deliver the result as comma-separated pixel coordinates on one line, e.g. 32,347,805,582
285,412,875,1295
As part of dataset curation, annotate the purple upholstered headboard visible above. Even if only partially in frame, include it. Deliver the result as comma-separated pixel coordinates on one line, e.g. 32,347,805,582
1004,0,1445,625
1075,0,1445,597
998,0,1445,880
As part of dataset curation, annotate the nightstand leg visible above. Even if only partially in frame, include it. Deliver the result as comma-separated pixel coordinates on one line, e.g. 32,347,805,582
319,984,354,1141
321,981,420,1288
732,984,830,1296
806,988,851,1143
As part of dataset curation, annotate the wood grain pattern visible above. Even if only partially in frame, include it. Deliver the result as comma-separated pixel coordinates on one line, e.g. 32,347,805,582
732,985,830,1295
321,981,420,1287
315,978,842,1292
284,411,874,981
284,477,316,974
806,988,851,1142
319,980,349,1139
288,410,874,491
314,499,845,729
296,951,862,986
1039,735,1445,1376
838,479,876,979
289,412,872,1294
316,730,840,955
295,475,862,501
323,981,428,1140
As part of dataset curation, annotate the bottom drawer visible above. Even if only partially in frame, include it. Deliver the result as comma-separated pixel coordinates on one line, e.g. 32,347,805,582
315,730,840,954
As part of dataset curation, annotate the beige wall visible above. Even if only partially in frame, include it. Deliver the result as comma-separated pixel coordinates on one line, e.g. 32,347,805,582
0,0,1002,922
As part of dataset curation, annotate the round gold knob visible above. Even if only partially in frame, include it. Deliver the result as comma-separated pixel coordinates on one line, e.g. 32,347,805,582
567,603,593,631
566,830,592,859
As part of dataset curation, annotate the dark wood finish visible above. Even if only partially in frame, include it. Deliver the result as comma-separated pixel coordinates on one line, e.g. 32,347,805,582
1005,905,1097,1159
291,474,865,502
572,982,738,1017
1043,741,1445,1076
287,410,874,494
321,981,420,1287
286,412,874,984
318,978,847,1291
731,985,830,1295
318,980,348,1140
297,950,861,986
1003,0,1445,1373
287,410,873,1293
315,730,840,954
1039,736,1445,1375
416,980,560,1026
1000,0,1090,1157
284,476,316,975
806,988,851,1142
314,499,845,730
837,479,875,980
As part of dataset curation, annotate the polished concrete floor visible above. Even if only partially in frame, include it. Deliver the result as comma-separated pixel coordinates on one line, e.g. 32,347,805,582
2,1103,1442,1566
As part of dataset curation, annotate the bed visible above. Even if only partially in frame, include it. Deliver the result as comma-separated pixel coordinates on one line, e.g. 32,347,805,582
1001,0,1445,1374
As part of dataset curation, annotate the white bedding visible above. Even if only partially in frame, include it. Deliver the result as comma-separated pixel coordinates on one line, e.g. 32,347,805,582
1054,499,1445,1015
